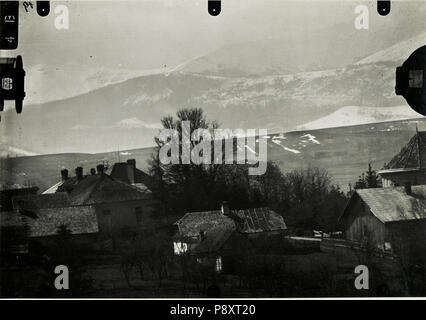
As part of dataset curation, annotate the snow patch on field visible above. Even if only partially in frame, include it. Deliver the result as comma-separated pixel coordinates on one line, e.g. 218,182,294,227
301,134,320,145
281,146,301,154
271,136,301,154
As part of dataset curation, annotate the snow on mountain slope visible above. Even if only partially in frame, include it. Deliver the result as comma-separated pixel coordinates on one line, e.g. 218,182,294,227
356,32,426,65
26,63,191,105
25,53,207,106
1,61,408,155
297,106,423,130
301,134,320,145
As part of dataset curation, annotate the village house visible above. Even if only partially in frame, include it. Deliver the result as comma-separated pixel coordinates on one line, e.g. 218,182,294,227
1,160,157,258
173,202,287,273
14,161,157,241
1,204,99,254
379,130,426,187
340,184,426,254
1,186,98,254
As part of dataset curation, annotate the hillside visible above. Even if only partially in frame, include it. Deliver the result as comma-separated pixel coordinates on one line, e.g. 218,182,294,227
2,118,425,192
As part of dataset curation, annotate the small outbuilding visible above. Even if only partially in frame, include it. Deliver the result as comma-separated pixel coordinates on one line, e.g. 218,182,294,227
173,202,287,273
340,184,426,253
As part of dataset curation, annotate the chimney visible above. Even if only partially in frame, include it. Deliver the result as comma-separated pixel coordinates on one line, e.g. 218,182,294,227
126,159,136,184
199,230,206,241
60,169,68,181
96,164,104,175
404,182,412,195
75,167,83,181
221,201,230,215
90,168,96,175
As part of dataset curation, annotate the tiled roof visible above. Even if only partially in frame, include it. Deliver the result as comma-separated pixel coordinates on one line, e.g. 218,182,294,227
56,174,151,205
176,211,235,239
192,226,236,254
0,206,99,237
344,185,426,223
234,208,287,233
107,162,155,190
384,131,426,170
25,206,99,237
12,193,71,210
175,207,286,238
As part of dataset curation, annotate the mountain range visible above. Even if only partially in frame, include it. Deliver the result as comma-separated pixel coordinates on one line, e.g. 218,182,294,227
1,10,426,156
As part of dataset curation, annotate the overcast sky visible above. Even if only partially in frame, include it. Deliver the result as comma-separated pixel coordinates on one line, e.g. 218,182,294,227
12,1,354,69
1,0,423,104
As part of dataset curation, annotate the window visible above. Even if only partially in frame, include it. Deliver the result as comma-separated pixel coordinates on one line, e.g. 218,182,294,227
173,241,188,255
215,256,223,273
135,207,142,225
409,70,423,88
384,242,392,251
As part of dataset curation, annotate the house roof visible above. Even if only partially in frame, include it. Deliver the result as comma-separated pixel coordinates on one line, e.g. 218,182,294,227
56,173,151,205
383,131,426,170
26,206,99,237
175,207,286,239
342,185,426,224
42,181,63,194
107,162,155,190
12,193,71,210
192,226,236,254
233,208,287,233
0,206,99,237
176,211,235,239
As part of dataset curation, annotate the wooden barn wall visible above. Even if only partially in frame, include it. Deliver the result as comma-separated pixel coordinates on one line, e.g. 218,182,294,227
344,197,387,247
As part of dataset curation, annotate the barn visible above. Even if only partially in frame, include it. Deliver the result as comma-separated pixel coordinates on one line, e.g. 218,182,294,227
340,184,426,255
